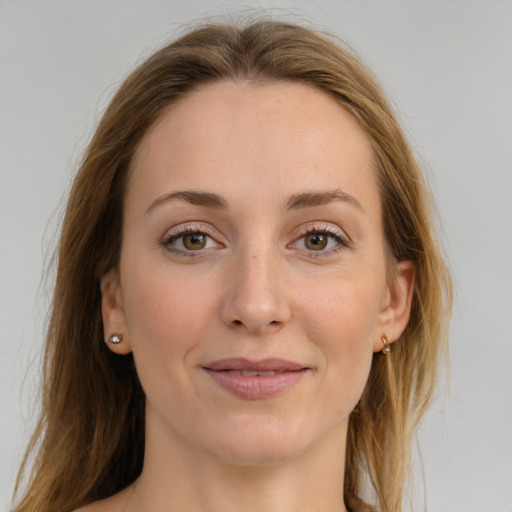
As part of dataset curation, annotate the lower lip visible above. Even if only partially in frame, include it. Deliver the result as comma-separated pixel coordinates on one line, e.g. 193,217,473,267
204,369,308,399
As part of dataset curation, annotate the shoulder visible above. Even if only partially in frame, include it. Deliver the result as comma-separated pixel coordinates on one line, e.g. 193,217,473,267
73,484,134,512
73,501,112,512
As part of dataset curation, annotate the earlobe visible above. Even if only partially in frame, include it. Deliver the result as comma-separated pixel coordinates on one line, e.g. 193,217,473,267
100,269,132,355
374,260,415,353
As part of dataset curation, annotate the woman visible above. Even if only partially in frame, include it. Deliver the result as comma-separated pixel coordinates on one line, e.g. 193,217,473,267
12,18,451,512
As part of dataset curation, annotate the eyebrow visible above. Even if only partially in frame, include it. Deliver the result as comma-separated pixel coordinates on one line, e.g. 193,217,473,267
286,189,363,211
145,190,227,214
145,188,363,214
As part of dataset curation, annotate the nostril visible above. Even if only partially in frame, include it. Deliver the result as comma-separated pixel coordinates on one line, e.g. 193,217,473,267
233,320,243,326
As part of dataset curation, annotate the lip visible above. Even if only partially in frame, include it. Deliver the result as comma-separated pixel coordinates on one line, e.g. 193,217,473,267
203,358,309,399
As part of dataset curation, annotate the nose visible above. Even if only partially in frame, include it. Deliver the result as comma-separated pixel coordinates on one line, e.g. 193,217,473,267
220,246,291,335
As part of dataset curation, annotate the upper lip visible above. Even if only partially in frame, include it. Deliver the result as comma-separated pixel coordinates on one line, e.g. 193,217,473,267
203,358,308,372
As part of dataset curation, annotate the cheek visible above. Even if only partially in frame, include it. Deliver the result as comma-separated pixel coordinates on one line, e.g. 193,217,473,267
304,269,383,346
120,257,214,383
299,271,383,404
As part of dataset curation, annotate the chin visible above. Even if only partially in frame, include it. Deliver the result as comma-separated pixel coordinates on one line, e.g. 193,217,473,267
201,412,322,467
214,439,305,467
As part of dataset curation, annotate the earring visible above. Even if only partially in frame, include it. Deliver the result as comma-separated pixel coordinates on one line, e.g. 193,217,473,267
381,333,391,354
107,334,123,345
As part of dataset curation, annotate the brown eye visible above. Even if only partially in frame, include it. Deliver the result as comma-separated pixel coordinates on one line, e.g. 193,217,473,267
163,228,220,255
182,233,207,250
304,233,328,250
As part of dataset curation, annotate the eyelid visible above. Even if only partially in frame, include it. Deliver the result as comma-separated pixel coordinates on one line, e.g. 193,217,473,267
296,221,350,241
160,221,350,259
163,222,219,240
289,222,351,256
161,222,224,257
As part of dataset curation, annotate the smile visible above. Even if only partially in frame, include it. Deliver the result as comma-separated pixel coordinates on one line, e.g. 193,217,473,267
203,358,309,399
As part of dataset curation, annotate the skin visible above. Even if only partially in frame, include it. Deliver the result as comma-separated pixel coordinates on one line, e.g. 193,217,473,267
89,81,414,512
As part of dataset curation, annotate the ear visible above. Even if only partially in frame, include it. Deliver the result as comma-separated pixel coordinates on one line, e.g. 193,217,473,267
100,268,132,355
374,260,415,353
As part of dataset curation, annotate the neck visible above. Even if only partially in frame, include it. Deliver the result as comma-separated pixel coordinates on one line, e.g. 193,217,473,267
125,408,349,512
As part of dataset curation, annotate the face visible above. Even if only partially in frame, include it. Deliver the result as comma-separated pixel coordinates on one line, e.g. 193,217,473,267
102,81,413,467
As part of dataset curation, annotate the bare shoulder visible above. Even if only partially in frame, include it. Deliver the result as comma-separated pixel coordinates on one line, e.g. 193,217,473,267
73,503,103,512
73,498,117,512
73,484,134,512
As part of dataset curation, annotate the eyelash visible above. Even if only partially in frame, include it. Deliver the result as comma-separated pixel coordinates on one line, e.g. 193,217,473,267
161,223,350,258
290,225,350,258
161,224,220,258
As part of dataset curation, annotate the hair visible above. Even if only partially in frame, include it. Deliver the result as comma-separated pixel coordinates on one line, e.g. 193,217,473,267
13,17,451,512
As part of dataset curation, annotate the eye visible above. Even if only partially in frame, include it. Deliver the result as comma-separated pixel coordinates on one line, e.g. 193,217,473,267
302,233,334,251
290,225,349,256
162,225,221,256
179,233,210,250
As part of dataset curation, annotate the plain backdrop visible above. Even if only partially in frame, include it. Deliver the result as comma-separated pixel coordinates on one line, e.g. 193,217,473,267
0,1,511,511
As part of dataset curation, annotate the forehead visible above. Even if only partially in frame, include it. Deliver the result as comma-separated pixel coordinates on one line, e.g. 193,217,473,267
128,80,378,211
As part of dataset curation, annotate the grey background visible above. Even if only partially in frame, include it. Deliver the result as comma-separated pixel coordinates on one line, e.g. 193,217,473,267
1,1,511,511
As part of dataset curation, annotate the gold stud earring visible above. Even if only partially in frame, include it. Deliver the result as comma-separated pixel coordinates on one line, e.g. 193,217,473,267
381,333,391,354
107,334,123,345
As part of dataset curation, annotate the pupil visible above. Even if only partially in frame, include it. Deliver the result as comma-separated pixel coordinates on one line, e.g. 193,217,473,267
184,233,206,250
306,234,327,250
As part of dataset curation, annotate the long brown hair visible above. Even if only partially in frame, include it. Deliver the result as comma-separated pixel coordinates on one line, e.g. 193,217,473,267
13,19,452,512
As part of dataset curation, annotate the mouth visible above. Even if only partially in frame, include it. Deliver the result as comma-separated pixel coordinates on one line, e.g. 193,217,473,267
203,358,310,399
221,369,287,376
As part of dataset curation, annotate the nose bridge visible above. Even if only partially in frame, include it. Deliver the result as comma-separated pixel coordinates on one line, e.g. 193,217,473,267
221,236,290,333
